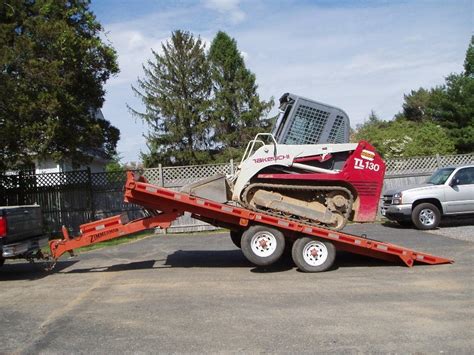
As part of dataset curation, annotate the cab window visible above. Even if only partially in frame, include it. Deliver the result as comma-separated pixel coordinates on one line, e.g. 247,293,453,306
453,168,474,185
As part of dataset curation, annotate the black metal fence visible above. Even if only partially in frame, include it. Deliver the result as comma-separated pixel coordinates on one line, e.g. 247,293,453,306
1,153,472,236
0,169,142,236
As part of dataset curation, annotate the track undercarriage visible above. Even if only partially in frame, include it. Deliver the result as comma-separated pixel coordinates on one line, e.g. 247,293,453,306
241,183,353,230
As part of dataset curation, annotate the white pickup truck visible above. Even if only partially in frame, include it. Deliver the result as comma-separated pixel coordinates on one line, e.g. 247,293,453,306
0,205,48,267
382,165,474,229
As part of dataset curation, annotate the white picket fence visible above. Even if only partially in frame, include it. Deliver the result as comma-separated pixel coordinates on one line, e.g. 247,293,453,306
151,153,473,232
383,153,474,191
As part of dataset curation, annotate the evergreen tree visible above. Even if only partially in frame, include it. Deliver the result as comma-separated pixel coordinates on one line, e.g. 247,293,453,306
367,110,381,123
0,0,119,172
130,31,212,166
464,35,474,77
208,31,273,161
431,72,474,153
399,88,435,122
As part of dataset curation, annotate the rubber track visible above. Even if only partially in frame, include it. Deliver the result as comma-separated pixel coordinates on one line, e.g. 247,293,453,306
241,183,354,229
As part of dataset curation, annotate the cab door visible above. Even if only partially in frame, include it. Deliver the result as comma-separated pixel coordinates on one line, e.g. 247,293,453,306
445,167,474,213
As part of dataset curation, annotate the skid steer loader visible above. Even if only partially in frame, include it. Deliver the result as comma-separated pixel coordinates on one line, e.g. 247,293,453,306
182,93,385,230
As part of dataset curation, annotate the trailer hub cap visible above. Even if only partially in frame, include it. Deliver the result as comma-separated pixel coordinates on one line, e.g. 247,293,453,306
303,241,328,266
251,231,277,257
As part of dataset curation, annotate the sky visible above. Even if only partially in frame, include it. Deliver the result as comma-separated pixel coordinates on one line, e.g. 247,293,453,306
90,0,473,163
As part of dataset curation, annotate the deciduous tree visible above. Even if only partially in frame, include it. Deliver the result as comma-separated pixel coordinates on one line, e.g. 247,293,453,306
354,118,455,158
0,0,119,171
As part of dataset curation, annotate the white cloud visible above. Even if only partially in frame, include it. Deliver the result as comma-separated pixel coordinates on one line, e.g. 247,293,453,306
203,0,245,24
104,29,167,86
98,0,471,163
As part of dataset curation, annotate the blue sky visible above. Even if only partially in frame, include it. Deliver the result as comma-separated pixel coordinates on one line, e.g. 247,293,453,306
90,0,473,163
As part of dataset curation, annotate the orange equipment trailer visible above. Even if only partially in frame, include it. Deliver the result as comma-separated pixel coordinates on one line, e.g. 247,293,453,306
48,172,453,272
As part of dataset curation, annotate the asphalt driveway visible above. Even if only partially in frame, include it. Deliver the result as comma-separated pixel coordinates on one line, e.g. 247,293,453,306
1,223,473,353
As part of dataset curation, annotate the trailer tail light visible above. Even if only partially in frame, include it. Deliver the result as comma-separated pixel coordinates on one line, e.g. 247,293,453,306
0,216,6,238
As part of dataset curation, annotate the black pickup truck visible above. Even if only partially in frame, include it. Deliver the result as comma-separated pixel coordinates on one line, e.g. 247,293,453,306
0,205,48,267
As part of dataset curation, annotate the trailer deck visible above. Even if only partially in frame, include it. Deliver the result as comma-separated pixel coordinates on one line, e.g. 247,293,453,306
49,172,453,271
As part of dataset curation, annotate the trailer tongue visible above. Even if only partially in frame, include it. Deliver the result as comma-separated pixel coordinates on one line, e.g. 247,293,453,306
48,171,453,273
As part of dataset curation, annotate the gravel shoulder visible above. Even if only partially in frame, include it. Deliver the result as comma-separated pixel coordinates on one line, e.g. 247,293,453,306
425,216,474,242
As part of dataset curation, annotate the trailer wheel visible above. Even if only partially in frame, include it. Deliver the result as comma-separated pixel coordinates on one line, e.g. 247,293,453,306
292,237,336,272
229,230,243,248
241,225,285,266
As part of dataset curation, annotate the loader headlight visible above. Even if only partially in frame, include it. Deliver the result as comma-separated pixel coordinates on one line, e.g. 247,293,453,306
392,192,402,205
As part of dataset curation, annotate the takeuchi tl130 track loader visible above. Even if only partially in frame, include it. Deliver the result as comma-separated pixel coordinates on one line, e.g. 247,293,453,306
182,93,386,231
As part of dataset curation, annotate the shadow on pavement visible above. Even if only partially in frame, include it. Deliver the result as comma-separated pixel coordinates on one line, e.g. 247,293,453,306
381,221,414,229
62,259,163,273
438,216,474,227
0,260,78,281
382,216,474,230
166,249,399,272
31,250,406,276
336,251,398,268
166,250,251,268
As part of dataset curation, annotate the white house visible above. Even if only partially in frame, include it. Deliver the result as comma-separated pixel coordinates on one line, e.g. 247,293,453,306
10,110,112,175
34,155,110,174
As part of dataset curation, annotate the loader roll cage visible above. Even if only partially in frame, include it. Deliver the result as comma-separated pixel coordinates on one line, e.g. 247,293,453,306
47,172,453,273
241,133,278,164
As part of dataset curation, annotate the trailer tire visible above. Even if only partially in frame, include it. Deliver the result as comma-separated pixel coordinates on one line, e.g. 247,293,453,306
292,237,335,272
241,225,285,266
230,230,243,249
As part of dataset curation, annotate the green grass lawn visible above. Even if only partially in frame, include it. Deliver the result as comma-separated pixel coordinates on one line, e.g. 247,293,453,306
77,230,154,252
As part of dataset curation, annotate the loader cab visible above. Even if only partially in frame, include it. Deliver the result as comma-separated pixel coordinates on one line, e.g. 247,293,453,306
272,93,350,145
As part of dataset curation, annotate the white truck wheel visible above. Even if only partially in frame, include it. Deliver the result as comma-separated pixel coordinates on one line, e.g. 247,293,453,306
412,203,440,230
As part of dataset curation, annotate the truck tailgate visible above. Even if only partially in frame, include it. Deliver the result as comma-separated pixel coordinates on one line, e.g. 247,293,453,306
0,205,43,244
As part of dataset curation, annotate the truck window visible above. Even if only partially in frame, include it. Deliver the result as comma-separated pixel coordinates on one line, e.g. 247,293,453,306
453,167,474,185
427,168,455,185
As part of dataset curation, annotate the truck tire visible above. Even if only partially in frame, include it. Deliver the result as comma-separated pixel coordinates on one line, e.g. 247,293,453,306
411,203,440,230
241,225,285,266
229,230,242,249
292,237,336,272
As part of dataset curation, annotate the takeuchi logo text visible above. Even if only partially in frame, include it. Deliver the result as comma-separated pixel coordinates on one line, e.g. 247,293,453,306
253,154,290,164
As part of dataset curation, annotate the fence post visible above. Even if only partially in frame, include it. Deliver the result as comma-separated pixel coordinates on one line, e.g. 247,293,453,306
229,159,234,175
87,167,96,220
158,164,164,186
435,154,441,168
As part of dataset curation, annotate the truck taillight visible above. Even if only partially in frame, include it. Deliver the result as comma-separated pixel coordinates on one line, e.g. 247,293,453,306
0,216,6,238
